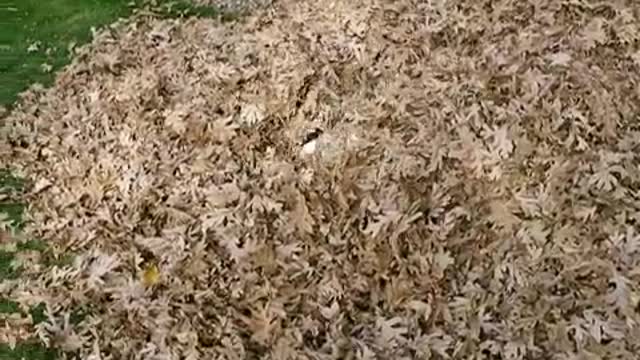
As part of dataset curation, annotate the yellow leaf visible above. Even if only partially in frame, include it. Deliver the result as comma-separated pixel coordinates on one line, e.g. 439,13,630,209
142,263,160,287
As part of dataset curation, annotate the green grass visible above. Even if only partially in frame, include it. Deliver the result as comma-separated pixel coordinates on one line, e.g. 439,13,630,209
0,250,20,280
0,341,58,360
0,171,23,193
0,0,229,358
0,0,138,107
153,1,237,21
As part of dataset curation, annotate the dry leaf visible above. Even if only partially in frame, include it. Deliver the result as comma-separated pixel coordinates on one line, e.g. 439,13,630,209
546,52,572,67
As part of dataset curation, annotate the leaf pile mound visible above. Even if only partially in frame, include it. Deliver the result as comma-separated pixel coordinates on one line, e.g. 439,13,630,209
3,0,640,358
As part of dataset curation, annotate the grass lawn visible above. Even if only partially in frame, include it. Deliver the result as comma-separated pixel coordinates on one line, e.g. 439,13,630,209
0,1,223,358
0,0,137,107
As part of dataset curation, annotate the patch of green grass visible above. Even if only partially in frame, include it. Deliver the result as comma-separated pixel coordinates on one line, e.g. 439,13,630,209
16,239,48,252
152,0,223,18
0,202,24,229
0,171,25,231
0,171,24,193
0,0,139,107
0,249,20,280
29,302,48,325
69,305,92,325
0,298,20,313
0,240,57,283
0,341,58,360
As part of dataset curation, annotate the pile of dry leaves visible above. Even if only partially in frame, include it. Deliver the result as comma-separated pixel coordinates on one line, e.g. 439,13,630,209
2,0,640,358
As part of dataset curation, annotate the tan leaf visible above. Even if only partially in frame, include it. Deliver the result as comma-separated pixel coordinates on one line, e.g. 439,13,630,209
581,17,608,49
545,52,572,66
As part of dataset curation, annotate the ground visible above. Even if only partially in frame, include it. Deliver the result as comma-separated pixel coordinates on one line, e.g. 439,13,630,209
2,1,640,359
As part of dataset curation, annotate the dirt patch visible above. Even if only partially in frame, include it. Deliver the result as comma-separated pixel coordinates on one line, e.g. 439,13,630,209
3,0,640,358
